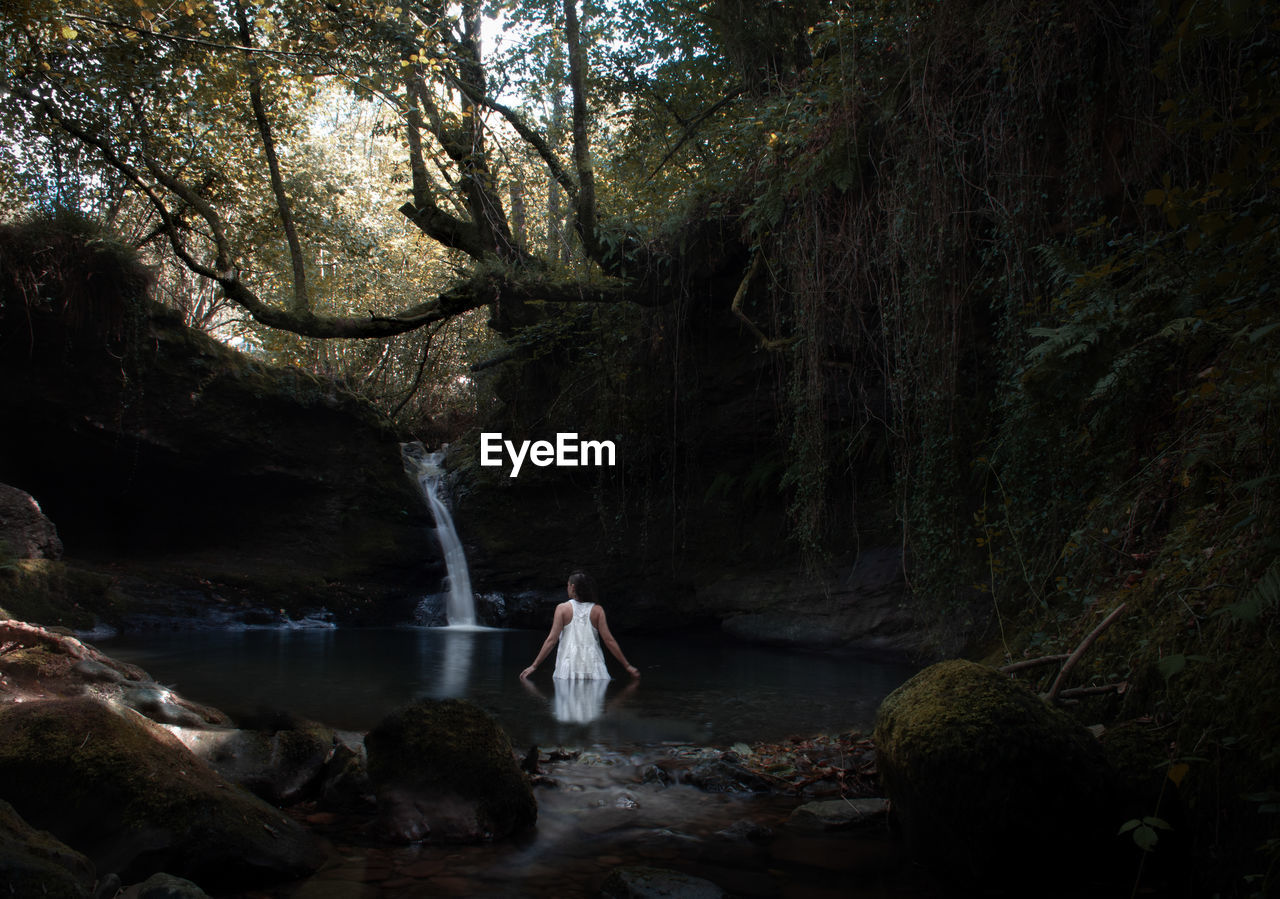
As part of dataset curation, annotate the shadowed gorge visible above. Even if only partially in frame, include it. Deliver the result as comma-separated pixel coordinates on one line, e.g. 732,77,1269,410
1,0,1277,896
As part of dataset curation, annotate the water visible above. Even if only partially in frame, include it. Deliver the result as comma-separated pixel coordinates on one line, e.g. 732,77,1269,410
96,627,916,747
401,441,476,626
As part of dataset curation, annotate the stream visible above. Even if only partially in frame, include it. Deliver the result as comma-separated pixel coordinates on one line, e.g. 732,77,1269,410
97,626,917,747
97,626,935,897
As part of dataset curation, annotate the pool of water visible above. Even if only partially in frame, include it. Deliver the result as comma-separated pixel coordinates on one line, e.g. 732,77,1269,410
97,626,917,747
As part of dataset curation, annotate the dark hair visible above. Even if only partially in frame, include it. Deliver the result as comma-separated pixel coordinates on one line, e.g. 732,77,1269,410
568,570,598,604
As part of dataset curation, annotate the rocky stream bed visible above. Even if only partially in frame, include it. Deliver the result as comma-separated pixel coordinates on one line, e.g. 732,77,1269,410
0,619,941,899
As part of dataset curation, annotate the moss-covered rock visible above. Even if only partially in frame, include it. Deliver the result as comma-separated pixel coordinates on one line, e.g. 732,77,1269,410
0,697,324,890
872,659,1119,886
364,698,536,843
0,798,95,899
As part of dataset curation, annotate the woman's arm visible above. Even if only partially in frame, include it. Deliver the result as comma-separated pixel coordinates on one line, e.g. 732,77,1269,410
593,607,639,678
520,603,569,679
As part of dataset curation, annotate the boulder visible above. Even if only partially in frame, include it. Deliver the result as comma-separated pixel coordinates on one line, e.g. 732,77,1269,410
133,872,211,898
599,865,725,898
871,659,1117,885
786,797,889,832
318,737,374,810
364,698,536,843
0,697,324,890
0,483,63,560
0,798,95,899
0,621,224,730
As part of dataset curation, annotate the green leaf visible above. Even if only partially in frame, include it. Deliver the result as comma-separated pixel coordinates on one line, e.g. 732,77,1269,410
1158,653,1186,680
1133,824,1160,851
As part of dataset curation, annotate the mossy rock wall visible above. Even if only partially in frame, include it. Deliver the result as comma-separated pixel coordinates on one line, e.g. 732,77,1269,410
365,698,536,843
0,250,436,623
872,659,1119,887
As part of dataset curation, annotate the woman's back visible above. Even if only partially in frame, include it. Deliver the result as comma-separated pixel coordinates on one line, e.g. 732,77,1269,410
553,599,611,680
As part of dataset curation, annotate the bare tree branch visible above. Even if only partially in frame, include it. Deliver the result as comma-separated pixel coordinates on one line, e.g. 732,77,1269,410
563,0,600,261
234,0,309,312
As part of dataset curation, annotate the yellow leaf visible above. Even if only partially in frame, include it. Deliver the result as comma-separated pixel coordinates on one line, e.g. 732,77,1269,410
1167,762,1190,787
60,25,78,39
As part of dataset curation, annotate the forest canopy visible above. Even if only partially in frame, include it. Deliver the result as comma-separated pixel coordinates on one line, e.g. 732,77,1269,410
0,0,799,342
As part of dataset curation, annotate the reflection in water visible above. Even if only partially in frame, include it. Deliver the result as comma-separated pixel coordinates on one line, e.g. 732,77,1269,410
430,628,475,698
100,627,918,746
551,677,609,723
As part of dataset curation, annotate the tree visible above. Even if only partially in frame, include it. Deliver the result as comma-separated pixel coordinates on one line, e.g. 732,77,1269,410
0,0,784,343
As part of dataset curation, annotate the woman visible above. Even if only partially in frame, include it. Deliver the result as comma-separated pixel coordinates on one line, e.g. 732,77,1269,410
520,571,639,680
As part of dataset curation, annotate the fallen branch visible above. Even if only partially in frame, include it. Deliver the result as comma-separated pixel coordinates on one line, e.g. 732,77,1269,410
1043,603,1127,704
999,654,1069,674
1057,681,1128,700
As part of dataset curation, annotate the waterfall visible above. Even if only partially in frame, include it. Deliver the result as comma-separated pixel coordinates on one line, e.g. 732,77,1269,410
402,442,477,627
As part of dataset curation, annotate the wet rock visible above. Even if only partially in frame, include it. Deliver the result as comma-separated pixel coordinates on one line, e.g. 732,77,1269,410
872,659,1117,885
599,865,725,898
134,872,211,898
71,658,125,683
640,764,673,787
193,714,335,804
786,798,889,832
365,698,537,843
0,483,63,560
122,686,219,728
319,737,375,810
682,755,771,793
0,697,324,890
0,798,94,899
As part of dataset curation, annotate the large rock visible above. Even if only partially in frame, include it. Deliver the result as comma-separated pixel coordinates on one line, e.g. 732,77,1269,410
599,865,725,899
0,798,95,899
364,698,536,843
0,697,324,890
0,483,62,560
872,659,1118,885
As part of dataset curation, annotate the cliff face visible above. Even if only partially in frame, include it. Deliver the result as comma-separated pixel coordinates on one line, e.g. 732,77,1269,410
0,269,435,625
444,301,920,652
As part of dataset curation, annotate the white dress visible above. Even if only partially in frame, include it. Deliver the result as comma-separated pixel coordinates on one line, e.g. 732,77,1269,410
552,600,611,681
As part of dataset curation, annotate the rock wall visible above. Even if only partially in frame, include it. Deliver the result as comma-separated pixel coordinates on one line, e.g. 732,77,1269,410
444,301,921,652
0,247,435,624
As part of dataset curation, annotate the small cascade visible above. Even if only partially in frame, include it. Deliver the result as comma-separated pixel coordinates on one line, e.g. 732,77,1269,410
402,441,477,627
